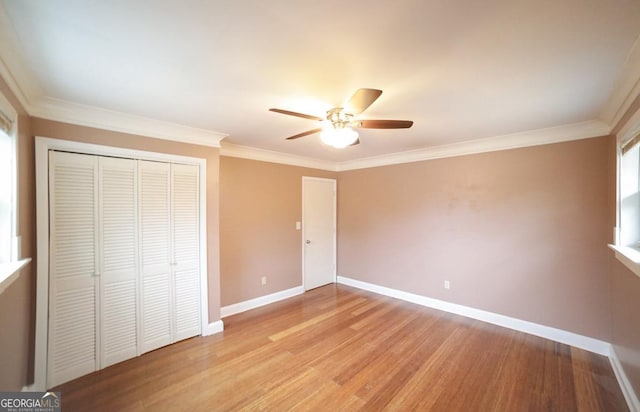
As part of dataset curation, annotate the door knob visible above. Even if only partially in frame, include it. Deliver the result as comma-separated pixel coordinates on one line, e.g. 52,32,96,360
306,240,311,244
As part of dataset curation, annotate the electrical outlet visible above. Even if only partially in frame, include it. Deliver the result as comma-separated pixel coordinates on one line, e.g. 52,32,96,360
261,276,267,285
444,280,450,289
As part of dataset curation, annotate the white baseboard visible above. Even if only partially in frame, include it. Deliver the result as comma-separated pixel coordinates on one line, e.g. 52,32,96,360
202,319,224,336
610,346,640,412
337,276,610,356
221,286,305,318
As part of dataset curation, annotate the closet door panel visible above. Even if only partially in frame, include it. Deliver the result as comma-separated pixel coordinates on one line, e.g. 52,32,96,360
48,151,98,388
99,157,139,367
174,268,200,340
139,161,173,353
172,164,201,340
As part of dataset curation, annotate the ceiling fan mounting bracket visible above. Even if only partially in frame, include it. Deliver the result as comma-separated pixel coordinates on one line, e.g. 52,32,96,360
326,108,354,129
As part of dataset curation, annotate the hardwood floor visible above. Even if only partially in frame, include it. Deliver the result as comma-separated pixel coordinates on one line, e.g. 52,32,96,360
54,284,628,411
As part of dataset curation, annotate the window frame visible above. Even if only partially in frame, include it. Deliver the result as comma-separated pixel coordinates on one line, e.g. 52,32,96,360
0,90,30,295
610,107,640,278
0,118,16,260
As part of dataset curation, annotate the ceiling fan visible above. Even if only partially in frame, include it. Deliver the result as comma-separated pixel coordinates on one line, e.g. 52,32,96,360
269,88,413,148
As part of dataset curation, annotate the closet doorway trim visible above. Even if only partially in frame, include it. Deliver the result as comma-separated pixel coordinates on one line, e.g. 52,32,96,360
34,136,209,391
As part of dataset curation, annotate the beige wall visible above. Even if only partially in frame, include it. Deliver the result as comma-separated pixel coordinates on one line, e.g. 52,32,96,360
338,136,612,340
31,118,222,324
0,77,34,390
219,156,335,306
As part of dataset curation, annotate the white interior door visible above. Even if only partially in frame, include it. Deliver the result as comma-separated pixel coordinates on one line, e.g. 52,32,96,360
302,177,336,290
171,164,201,341
48,151,98,388
139,160,173,353
99,157,139,367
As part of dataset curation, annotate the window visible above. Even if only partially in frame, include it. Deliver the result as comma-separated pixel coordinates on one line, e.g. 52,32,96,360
612,116,640,278
0,93,16,264
0,91,29,295
619,133,640,249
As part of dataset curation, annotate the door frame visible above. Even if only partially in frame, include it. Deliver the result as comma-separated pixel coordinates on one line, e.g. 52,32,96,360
301,176,337,290
34,137,209,391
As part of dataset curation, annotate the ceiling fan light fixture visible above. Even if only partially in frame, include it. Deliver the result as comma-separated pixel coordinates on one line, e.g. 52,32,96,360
271,88,412,146
320,125,359,148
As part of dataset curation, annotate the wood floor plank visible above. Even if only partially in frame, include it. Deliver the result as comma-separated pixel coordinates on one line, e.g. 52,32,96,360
360,316,463,409
268,297,367,341
428,322,518,411
543,341,577,411
241,367,325,410
330,310,425,385
383,324,478,410
290,378,365,411
52,284,628,411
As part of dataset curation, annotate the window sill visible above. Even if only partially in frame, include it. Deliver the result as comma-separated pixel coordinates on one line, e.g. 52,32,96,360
0,258,32,295
609,244,640,279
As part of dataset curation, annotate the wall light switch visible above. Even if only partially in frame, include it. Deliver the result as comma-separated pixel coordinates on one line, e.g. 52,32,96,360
296,221,301,230
261,276,267,285
444,280,450,289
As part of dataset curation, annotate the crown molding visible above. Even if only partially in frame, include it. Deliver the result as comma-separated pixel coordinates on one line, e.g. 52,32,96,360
31,97,226,147
336,120,611,171
600,33,640,129
221,120,610,172
0,2,42,112
0,49,35,114
220,142,337,171
0,4,226,147
617,104,640,144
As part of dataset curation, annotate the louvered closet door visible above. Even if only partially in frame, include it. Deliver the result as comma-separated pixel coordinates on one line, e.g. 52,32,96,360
172,164,201,340
99,157,139,367
48,151,98,388
139,160,173,353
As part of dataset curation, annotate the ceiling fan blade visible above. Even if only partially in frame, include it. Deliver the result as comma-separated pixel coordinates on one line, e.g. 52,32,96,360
269,108,323,122
355,120,414,129
345,88,383,115
286,128,322,140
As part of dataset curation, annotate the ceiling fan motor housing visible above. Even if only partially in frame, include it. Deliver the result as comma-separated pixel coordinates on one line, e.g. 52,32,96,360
326,108,353,129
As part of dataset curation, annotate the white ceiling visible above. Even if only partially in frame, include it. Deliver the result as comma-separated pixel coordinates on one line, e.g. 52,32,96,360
1,0,640,163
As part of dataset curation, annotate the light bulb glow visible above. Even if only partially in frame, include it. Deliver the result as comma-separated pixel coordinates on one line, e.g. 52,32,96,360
320,126,359,148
